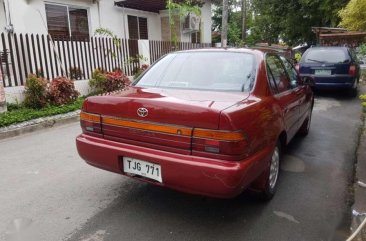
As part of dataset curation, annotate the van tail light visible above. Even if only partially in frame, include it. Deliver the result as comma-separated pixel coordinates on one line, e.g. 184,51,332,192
80,112,102,134
349,65,357,77
192,129,248,156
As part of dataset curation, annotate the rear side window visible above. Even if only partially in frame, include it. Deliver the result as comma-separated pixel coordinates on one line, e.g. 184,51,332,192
302,48,349,64
266,55,291,93
280,57,299,88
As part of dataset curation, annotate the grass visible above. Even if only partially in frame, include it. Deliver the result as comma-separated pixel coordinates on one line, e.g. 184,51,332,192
0,97,85,127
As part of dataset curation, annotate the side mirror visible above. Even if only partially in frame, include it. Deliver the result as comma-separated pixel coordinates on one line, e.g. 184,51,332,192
301,76,315,86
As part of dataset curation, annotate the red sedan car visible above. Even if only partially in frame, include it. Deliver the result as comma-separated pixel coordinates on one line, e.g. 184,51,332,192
76,48,313,200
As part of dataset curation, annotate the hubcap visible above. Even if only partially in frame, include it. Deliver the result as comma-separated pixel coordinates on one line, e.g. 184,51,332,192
269,146,280,190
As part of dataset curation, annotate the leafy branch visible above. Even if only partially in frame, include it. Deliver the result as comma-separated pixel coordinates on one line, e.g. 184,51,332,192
94,28,121,59
166,0,202,47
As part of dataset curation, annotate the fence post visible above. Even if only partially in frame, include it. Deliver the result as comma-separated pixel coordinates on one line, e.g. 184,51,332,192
138,40,150,66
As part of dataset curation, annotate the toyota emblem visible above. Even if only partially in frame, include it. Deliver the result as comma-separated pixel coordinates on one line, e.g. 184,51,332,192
137,108,148,117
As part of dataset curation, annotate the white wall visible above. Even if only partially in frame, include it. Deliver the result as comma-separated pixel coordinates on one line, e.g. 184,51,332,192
158,1,212,43
0,0,6,32
5,0,163,40
6,0,99,35
3,0,210,42
99,1,162,40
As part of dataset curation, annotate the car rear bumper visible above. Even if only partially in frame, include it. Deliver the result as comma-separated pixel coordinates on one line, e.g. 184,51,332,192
76,134,273,198
301,74,356,89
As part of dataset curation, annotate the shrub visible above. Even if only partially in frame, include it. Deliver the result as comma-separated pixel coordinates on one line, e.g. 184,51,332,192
48,77,80,105
69,67,84,80
104,70,130,92
89,69,130,94
360,95,366,108
23,74,48,109
89,69,107,94
134,64,149,79
36,68,44,78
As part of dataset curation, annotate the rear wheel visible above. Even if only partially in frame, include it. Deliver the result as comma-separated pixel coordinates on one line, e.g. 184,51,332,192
259,142,281,200
349,79,358,97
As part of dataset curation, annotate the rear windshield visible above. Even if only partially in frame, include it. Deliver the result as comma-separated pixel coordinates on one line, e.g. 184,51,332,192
134,52,256,92
302,48,349,64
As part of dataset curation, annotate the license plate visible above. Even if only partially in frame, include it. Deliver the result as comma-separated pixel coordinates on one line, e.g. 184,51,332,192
123,157,162,183
315,69,331,75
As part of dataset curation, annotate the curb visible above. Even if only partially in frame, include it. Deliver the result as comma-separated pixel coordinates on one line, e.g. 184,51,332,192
350,82,366,241
351,112,366,241
0,111,80,140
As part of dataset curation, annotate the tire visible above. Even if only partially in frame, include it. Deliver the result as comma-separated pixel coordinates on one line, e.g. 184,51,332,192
349,86,358,98
259,141,281,201
348,79,358,97
298,107,313,136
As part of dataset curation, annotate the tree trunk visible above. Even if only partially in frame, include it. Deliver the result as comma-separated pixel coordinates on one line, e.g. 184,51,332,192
241,0,247,41
221,0,229,47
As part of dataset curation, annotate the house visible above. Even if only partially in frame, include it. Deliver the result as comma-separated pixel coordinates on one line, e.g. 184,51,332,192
0,0,212,43
0,0,213,103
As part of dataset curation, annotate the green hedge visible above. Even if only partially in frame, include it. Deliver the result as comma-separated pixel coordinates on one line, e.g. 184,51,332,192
0,97,84,127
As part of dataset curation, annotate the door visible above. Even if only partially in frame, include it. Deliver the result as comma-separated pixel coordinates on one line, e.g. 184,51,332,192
266,55,302,141
281,57,308,121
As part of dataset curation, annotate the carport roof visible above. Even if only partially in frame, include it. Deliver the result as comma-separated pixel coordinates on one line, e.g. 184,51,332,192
114,0,204,13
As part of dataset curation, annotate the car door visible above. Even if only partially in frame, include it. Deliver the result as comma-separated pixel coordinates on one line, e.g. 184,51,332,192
266,54,302,141
281,57,308,122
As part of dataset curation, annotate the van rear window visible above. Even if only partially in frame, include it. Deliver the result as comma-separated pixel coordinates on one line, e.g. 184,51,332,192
303,49,349,64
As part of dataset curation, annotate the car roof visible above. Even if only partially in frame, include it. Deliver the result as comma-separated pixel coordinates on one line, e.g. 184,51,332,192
306,46,349,51
175,47,268,55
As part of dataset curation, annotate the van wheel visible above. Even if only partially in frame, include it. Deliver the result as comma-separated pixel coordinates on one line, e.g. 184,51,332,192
259,141,281,201
349,80,358,97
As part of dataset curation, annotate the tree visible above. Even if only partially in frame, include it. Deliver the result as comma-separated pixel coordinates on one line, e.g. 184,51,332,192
241,0,247,40
166,0,202,46
222,0,229,47
339,0,366,31
212,0,249,46
249,0,348,46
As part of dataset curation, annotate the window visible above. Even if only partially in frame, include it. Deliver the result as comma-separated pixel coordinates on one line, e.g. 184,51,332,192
135,52,255,92
280,57,299,88
128,16,148,40
45,3,90,41
266,55,291,93
303,48,349,64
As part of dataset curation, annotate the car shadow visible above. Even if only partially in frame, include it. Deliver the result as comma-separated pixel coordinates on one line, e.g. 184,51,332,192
312,88,357,100
66,178,274,241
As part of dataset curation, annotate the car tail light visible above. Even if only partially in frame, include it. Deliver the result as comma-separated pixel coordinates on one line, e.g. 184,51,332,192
192,129,248,156
80,112,102,133
349,65,357,77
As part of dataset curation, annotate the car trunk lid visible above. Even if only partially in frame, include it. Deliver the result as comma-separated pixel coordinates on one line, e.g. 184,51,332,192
83,87,249,153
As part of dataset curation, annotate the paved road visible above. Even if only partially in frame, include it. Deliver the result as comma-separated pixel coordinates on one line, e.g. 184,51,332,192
0,91,362,241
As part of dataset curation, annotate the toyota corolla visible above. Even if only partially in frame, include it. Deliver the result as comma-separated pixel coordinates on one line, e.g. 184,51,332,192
76,48,313,200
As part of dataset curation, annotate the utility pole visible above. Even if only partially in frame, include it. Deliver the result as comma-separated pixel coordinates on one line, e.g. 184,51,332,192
221,0,229,47
241,0,247,40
